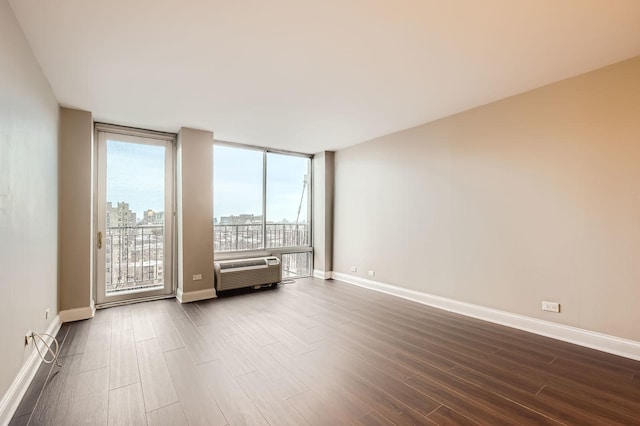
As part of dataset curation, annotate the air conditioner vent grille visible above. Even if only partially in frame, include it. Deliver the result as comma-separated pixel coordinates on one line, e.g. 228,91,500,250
219,259,266,270
214,256,282,291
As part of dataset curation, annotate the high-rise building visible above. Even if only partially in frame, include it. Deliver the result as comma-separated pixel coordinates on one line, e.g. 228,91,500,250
106,201,137,228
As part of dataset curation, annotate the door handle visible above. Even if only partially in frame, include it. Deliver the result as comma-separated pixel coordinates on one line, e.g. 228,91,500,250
97,231,103,249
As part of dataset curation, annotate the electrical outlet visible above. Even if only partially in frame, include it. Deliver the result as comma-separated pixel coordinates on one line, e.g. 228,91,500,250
45,308,50,320
368,270,375,277
350,266,357,273
192,274,202,280
24,331,32,346
541,301,560,313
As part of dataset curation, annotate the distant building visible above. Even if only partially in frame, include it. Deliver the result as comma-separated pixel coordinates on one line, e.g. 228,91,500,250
106,202,137,228
140,209,164,225
105,204,164,294
219,214,263,225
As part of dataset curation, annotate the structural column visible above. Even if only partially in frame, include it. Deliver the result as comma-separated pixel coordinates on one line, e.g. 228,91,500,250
176,127,216,302
59,107,95,320
312,151,334,279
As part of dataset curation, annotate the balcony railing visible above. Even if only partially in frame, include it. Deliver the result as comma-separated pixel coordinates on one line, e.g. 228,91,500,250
214,223,310,252
105,223,310,294
106,225,164,294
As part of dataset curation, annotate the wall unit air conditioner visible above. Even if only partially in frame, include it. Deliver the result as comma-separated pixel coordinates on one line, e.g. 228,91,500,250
214,256,282,291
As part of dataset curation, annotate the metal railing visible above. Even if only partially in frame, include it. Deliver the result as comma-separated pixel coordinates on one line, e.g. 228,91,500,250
105,225,164,294
281,252,312,277
214,223,310,252
105,223,310,293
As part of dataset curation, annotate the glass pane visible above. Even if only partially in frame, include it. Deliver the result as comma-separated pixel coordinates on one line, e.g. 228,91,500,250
266,153,310,248
213,145,264,252
105,140,165,295
281,252,312,277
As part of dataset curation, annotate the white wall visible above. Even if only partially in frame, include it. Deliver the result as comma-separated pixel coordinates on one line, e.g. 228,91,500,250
0,0,59,400
334,56,640,342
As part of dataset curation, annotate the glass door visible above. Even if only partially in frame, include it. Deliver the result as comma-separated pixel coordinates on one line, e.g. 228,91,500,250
96,127,174,305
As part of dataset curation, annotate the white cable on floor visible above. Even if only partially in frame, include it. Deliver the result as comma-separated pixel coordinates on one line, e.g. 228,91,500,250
31,332,62,367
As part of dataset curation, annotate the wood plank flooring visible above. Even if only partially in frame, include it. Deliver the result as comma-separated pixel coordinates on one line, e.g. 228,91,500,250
11,277,640,425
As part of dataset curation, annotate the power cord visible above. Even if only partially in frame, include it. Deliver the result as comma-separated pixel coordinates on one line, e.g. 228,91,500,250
30,332,62,367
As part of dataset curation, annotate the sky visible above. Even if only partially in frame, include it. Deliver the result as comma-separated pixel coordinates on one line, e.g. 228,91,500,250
106,141,165,219
105,141,309,223
213,145,309,223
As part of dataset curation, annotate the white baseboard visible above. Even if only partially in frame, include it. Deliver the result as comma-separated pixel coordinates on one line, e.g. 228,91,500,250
176,287,217,303
313,270,333,280
0,315,62,426
331,272,640,361
59,301,95,323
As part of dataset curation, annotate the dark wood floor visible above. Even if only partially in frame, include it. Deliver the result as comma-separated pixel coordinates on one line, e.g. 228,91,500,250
10,277,640,425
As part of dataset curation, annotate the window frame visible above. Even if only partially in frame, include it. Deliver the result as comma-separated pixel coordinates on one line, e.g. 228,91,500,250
213,141,313,276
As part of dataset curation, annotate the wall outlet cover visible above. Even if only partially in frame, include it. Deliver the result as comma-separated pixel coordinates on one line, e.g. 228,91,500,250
541,301,560,313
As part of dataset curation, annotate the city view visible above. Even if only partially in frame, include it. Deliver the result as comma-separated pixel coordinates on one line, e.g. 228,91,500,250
105,202,165,295
104,143,312,295
214,213,310,251
105,203,311,295
214,213,311,278
213,145,313,278
104,140,167,296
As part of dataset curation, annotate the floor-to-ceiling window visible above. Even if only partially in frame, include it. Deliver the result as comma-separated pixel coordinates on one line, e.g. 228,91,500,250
95,125,175,305
213,144,312,277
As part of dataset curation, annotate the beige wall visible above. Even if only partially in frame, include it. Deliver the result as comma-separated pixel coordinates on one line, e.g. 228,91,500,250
334,56,640,342
59,108,93,312
0,0,59,400
176,127,216,301
312,152,334,274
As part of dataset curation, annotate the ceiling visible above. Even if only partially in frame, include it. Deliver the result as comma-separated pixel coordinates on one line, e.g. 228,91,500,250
9,0,640,153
